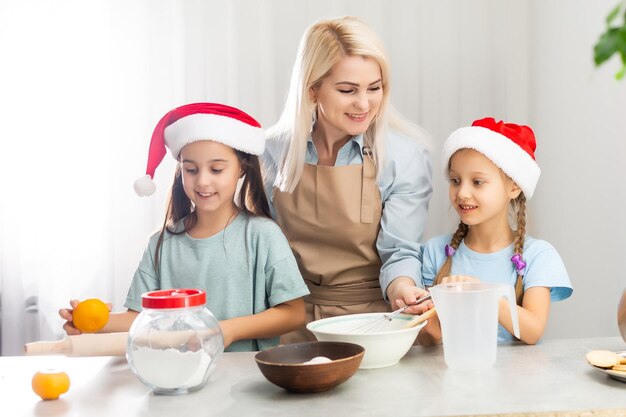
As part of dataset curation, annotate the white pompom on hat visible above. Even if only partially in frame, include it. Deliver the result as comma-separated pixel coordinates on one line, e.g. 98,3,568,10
134,102,264,197
442,117,541,199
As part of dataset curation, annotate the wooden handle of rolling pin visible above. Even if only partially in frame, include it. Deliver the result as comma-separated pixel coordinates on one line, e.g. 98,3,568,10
405,308,437,328
24,332,128,357
24,329,222,356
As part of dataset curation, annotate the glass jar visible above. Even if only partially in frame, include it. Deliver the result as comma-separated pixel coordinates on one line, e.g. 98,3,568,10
127,288,224,395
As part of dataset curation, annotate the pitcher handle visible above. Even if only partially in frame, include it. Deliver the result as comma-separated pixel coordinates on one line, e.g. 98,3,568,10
500,285,520,339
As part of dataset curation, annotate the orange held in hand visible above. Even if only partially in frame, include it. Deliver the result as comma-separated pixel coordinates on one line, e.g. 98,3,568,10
31,370,70,400
72,298,110,333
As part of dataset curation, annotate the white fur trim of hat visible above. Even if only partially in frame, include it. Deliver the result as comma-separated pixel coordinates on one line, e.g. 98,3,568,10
442,118,541,199
133,102,264,197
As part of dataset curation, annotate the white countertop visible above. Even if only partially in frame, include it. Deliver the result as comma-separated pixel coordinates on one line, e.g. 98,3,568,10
3,337,626,417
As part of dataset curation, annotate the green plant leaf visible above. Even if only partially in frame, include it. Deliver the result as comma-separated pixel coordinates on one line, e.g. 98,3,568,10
614,50,626,79
606,4,621,25
594,28,620,65
620,25,626,44
594,3,626,79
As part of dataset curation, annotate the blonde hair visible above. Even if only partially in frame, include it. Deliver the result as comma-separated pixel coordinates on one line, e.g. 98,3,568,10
266,16,427,192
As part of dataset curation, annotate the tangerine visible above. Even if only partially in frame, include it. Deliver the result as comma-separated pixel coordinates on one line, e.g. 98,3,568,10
72,298,110,333
31,370,70,400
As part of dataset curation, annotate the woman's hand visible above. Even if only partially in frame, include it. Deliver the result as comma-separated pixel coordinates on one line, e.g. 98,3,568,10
386,276,433,315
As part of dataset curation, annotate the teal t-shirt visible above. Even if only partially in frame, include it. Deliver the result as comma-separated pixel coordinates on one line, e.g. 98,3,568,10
422,234,573,343
125,212,309,352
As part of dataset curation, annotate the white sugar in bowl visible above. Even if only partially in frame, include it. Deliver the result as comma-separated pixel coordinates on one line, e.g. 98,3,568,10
127,289,224,394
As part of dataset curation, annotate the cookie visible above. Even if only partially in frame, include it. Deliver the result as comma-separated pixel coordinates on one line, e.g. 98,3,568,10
611,364,626,372
586,350,621,368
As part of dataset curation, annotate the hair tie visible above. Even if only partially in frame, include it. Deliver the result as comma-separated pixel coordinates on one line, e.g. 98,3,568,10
445,244,456,257
511,253,526,275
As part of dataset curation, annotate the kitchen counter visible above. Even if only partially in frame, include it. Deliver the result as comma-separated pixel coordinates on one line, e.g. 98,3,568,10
2,337,625,417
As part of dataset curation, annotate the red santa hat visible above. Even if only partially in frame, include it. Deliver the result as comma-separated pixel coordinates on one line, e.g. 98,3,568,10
442,117,541,199
134,102,264,196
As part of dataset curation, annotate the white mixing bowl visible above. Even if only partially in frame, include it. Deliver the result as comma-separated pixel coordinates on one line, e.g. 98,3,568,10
306,313,427,369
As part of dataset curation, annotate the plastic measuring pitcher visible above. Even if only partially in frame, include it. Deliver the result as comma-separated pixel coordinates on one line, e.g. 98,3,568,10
430,282,520,370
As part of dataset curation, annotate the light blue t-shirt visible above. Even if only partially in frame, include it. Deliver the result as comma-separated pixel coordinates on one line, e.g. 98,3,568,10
262,131,433,300
124,212,309,352
422,234,573,342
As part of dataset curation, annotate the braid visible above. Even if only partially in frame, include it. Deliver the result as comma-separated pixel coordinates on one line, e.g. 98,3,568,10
512,193,527,305
434,222,469,285
513,193,526,255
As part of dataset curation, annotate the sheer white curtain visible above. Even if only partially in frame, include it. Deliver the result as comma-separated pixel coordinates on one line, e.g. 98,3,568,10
0,0,187,354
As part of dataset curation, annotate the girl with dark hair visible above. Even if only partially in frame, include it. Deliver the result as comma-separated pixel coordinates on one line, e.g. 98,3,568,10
60,103,309,352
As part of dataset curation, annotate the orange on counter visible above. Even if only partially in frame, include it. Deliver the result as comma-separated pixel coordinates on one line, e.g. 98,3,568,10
31,370,70,400
72,298,110,333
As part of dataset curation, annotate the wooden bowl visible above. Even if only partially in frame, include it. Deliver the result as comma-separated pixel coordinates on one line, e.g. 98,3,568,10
254,341,364,393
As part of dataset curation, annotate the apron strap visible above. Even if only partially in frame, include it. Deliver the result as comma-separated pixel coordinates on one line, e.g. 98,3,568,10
305,282,384,306
361,146,375,224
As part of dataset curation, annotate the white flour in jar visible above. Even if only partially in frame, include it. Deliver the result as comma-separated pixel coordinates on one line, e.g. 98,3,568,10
130,347,212,389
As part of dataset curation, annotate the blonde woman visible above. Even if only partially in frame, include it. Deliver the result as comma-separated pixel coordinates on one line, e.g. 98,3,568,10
263,17,433,343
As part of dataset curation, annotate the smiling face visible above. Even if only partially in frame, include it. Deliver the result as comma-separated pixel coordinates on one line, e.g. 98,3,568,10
448,149,521,229
312,55,383,140
179,140,241,220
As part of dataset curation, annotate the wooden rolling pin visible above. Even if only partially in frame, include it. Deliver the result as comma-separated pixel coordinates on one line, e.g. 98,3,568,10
24,328,223,357
25,332,128,357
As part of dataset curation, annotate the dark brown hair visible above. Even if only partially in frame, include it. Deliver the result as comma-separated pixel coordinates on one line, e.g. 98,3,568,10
152,149,271,276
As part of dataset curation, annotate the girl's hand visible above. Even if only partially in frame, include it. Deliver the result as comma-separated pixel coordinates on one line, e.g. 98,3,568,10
59,299,81,336
217,299,304,349
441,275,480,284
58,299,113,335
417,311,442,346
219,319,235,349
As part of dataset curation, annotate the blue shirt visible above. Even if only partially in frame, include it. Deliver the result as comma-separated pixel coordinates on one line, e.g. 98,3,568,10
422,234,573,342
262,131,433,300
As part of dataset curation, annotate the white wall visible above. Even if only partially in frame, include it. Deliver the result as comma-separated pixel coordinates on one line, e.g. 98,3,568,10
528,0,626,338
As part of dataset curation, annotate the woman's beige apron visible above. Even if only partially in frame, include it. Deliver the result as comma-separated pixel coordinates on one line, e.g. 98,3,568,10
274,150,390,343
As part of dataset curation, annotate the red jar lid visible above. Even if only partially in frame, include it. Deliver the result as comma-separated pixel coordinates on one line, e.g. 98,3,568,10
141,289,206,309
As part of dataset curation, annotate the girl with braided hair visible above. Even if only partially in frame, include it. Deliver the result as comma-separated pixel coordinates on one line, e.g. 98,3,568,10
395,117,572,345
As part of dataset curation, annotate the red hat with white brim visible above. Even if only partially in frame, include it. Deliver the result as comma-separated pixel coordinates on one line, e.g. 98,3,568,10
442,117,541,199
134,102,264,197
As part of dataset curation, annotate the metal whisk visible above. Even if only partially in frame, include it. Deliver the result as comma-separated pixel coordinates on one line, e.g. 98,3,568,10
346,293,432,334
